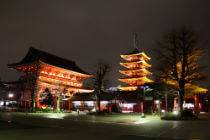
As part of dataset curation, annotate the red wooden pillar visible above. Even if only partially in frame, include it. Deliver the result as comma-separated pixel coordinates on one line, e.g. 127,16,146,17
81,101,85,111
68,101,71,110
24,101,27,109
194,95,199,108
141,102,144,113
194,94,201,115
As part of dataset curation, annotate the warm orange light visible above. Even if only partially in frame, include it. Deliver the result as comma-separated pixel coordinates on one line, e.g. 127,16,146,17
40,70,82,81
120,52,151,61
119,69,152,77
118,86,138,91
39,61,92,78
118,77,153,86
37,81,93,94
166,79,208,97
118,51,153,91
119,77,153,82
120,62,151,69
38,76,83,88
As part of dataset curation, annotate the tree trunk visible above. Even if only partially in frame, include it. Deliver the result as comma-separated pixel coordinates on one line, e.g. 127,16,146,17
31,91,35,112
179,82,185,115
31,78,37,112
31,63,39,112
57,94,61,112
97,99,101,113
179,90,184,113
97,91,101,113
165,92,168,112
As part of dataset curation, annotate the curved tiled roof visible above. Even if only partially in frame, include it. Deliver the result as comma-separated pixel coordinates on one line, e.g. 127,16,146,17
8,47,90,75
122,48,140,55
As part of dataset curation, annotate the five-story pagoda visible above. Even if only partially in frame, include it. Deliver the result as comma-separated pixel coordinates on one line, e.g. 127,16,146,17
118,33,153,91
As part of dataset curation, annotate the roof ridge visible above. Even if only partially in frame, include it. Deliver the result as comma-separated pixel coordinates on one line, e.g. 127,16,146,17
29,47,76,64
8,47,90,75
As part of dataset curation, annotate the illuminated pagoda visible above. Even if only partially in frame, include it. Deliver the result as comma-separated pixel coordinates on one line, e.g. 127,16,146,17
8,47,93,110
118,34,153,91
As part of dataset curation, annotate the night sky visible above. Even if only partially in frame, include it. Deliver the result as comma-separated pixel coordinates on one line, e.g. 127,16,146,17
0,0,209,87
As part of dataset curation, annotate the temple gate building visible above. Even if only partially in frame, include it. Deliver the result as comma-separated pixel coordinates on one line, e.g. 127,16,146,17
8,47,93,110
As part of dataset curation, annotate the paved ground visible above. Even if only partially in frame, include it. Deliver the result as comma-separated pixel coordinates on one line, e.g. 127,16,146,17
0,112,210,140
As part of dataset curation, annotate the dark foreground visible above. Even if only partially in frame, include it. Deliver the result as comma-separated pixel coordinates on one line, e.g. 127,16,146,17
0,112,209,140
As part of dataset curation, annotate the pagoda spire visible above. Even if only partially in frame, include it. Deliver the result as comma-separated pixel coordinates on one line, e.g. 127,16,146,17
133,32,139,49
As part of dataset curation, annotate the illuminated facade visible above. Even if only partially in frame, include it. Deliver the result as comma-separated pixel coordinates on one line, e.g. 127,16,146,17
165,62,208,112
8,47,93,110
118,48,153,91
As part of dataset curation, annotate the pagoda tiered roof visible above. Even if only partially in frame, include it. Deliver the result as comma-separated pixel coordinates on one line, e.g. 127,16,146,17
119,77,153,85
120,61,151,68
119,69,152,77
118,47,153,91
120,48,151,61
118,86,138,91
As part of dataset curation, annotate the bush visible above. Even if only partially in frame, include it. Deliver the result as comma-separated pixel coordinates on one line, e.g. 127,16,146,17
88,109,111,115
161,110,198,121
35,108,56,113
161,112,181,120
111,105,121,113
181,109,198,120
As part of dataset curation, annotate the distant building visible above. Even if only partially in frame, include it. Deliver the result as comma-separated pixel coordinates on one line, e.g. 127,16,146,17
0,81,20,109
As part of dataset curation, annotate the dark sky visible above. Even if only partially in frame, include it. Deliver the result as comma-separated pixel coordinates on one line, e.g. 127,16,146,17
0,0,209,87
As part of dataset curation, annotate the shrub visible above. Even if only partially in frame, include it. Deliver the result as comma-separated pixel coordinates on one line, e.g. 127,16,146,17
35,108,55,113
161,112,181,120
181,109,198,120
161,110,198,121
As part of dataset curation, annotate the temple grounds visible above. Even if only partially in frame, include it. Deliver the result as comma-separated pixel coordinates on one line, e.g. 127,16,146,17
0,112,210,140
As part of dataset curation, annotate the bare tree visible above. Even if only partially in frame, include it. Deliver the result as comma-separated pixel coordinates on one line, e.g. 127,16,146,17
89,60,111,113
155,26,207,114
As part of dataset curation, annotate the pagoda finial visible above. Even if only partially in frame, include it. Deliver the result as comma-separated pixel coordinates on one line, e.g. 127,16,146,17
133,32,139,49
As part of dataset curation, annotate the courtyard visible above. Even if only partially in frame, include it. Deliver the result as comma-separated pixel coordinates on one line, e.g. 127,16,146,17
0,112,210,140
